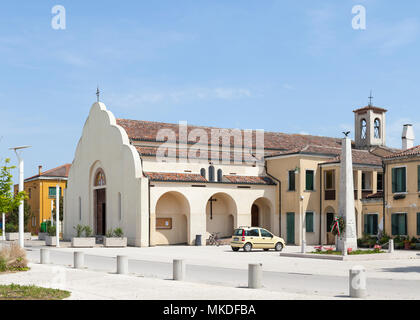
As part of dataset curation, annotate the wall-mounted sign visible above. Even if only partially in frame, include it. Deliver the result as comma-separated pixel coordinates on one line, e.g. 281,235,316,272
156,218,172,230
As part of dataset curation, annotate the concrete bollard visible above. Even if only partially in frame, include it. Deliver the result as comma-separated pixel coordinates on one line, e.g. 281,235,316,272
40,248,50,264
301,240,306,253
343,243,348,256
74,251,84,269
173,259,186,281
117,255,128,274
349,265,367,298
388,239,394,253
248,263,263,289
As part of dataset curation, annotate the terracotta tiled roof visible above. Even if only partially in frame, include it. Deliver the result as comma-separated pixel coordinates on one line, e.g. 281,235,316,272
318,149,382,166
144,172,275,185
223,175,276,185
353,105,387,114
144,172,207,182
135,146,263,162
383,145,420,160
117,118,342,151
25,164,71,181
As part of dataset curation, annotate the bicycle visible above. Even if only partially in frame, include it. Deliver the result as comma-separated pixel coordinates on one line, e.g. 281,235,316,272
207,232,221,246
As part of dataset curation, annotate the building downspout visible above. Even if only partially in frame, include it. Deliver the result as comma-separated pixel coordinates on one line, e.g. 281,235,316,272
319,164,323,245
264,162,282,237
382,161,386,234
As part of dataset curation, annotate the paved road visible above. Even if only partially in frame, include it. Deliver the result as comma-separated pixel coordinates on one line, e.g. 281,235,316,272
25,248,420,299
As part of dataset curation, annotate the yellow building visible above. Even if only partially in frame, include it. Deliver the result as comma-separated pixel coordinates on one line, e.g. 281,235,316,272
16,164,71,234
383,146,420,238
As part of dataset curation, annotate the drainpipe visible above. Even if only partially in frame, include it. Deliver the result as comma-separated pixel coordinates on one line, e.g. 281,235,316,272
319,164,323,245
264,162,282,237
382,161,386,234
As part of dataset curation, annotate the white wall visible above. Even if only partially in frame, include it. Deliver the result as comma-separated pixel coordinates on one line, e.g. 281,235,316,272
64,102,148,246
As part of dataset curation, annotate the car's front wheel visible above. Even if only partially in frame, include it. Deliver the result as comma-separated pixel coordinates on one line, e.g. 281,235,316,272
231,247,240,252
243,243,252,252
275,242,284,252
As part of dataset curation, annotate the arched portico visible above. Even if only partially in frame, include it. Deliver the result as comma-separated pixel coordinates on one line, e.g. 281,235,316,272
250,197,273,231
206,192,237,239
154,191,190,245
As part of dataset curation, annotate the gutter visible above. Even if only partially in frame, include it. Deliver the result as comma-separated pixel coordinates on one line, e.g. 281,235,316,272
264,162,282,237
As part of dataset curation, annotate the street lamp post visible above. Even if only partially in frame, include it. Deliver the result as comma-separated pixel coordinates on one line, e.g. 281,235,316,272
9,145,31,248
300,195,306,253
56,184,60,247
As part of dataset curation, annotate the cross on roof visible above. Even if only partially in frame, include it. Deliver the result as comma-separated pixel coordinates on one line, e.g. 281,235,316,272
368,90,373,106
96,86,100,102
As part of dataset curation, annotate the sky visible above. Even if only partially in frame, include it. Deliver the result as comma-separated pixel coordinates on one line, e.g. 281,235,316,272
1,0,420,182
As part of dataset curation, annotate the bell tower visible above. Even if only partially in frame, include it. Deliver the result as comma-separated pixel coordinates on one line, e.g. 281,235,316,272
353,94,387,150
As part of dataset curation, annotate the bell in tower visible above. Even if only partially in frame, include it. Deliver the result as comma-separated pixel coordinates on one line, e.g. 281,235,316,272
353,92,387,150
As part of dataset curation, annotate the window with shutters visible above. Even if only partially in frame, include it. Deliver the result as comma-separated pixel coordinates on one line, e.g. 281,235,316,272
392,167,406,193
418,165,420,192
305,170,314,191
417,212,420,235
288,170,296,191
391,213,407,235
306,212,314,232
363,214,378,235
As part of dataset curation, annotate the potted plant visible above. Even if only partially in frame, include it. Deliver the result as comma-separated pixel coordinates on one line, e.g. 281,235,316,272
71,225,96,248
403,236,411,250
38,221,52,240
5,224,31,241
103,228,127,247
45,225,57,246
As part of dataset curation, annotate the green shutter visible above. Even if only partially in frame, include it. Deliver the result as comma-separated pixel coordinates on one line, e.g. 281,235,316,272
306,212,314,232
363,214,368,234
417,165,420,191
417,213,420,235
373,215,378,235
401,168,406,192
306,171,314,191
391,214,398,235
392,168,396,193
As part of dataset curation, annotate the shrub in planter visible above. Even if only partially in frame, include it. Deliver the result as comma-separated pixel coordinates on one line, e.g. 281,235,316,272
103,228,127,247
0,244,28,271
71,225,95,248
45,225,57,246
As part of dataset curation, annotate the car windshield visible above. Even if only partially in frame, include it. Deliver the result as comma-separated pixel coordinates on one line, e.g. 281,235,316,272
233,229,243,236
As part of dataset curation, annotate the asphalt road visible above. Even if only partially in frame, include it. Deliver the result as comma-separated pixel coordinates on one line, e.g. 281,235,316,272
25,248,420,299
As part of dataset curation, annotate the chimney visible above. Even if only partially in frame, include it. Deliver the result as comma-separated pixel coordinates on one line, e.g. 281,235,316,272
402,124,415,150
38,165,43,175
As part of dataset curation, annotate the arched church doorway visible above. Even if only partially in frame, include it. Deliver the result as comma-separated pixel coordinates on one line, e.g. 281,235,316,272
93,169,106,236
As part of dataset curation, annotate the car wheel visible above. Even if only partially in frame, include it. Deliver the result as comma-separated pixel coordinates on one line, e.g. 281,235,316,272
243,243,252,252
275,242,284,252
231,247,239,252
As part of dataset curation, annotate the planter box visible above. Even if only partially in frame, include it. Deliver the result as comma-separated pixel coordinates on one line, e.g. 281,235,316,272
38,232,48,241
45,235,57,246
415,243,420,250
103,237,127,247
5,232,31,241
71,237,96,248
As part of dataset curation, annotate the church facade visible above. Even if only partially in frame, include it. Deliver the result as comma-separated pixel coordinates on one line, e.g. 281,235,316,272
63,101,415,246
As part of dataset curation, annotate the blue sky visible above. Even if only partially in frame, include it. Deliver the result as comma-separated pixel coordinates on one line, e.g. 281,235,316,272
1,0,420,181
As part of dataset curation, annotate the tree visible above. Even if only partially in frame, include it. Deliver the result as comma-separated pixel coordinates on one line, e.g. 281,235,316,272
52,196,64,222
0,158,27,217
8,200,32,232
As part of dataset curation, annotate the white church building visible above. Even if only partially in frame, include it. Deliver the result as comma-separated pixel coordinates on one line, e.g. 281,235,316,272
64,101,395,247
